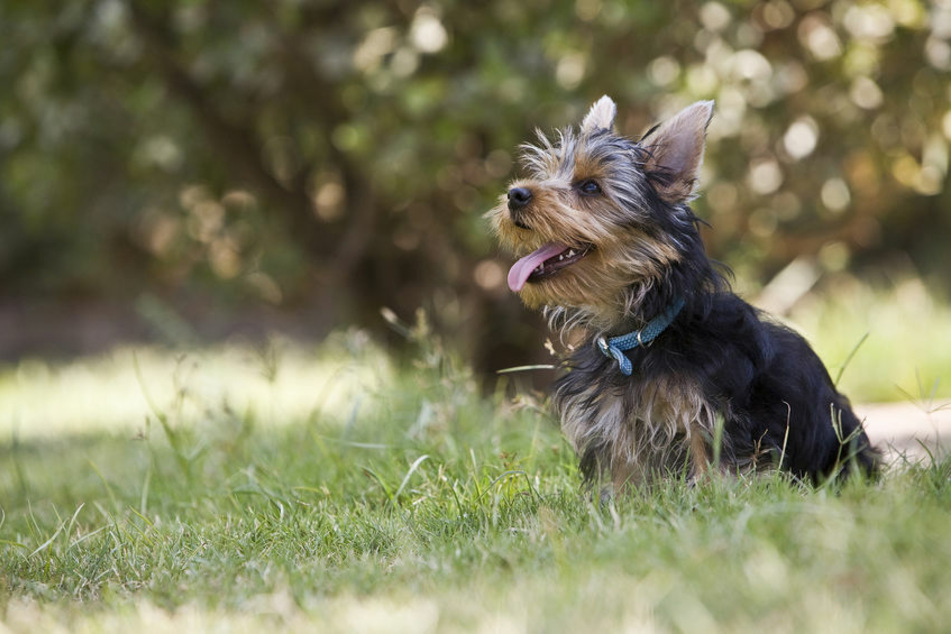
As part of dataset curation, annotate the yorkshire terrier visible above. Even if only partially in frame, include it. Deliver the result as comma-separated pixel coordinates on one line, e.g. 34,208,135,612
490,96,879,492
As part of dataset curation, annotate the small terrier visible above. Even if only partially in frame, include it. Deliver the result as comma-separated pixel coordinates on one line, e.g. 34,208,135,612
491,96,878,491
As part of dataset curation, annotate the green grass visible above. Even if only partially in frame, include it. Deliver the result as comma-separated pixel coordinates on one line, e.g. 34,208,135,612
1,306,950,632
790,277,951,403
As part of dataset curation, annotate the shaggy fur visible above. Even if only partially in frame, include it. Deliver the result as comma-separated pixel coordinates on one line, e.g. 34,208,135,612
490,96,879,491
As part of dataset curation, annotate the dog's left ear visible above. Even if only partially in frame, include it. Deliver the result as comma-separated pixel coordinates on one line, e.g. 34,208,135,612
581,95,617,134
642,101,714,203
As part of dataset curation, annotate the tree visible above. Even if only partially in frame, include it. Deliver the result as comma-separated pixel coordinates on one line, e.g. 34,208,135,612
1,0,948,369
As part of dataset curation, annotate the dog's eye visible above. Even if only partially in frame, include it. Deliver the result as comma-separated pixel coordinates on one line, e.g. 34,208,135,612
577,179,602,196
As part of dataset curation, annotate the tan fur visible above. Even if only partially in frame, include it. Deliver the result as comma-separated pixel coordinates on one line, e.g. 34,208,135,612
556,374,718,489
490,174,682,335
690,427,710,478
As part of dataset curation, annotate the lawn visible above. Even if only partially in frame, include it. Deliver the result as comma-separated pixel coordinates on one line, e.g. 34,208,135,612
1,291,950,633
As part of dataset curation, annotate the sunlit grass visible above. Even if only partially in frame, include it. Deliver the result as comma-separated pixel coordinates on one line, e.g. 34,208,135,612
0,330,393,440
1,290,950,632
791,278,951,403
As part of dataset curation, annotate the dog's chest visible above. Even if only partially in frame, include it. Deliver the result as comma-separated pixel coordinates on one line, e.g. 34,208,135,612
554,362,714,457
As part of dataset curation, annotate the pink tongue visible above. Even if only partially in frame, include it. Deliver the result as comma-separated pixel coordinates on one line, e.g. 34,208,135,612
507,242,568,292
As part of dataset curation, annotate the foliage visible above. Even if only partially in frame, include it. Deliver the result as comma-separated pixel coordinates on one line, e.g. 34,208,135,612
1,0,949,365
1,335,951,632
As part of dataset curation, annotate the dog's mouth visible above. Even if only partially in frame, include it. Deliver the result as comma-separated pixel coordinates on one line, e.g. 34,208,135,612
507,242,593,292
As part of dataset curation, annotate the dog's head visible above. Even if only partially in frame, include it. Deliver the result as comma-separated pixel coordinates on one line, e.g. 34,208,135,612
489,96,714,332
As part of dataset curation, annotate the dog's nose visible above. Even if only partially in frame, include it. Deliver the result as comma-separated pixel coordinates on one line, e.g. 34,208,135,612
507,187,533,212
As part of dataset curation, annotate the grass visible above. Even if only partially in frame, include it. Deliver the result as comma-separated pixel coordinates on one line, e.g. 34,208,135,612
1,300,950,633
789,276,951,402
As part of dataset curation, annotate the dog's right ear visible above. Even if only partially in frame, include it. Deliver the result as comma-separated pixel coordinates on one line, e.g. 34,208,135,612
642,101,714,203
581,95,617,134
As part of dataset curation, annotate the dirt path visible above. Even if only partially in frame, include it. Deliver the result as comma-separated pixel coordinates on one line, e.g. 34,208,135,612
857,402,951,464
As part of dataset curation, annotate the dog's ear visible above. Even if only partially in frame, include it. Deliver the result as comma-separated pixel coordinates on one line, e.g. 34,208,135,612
581,95,617,134
642,101,714,203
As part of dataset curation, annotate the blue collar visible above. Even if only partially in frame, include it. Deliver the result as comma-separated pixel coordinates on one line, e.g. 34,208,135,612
595,298,685,376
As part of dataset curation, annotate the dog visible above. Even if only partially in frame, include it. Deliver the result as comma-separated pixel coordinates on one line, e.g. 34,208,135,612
490,96,879,492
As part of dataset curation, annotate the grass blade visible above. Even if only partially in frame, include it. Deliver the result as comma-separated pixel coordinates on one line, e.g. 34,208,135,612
394,454,430,502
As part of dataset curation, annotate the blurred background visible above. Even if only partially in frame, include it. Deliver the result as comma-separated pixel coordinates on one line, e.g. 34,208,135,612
1,0,949,395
